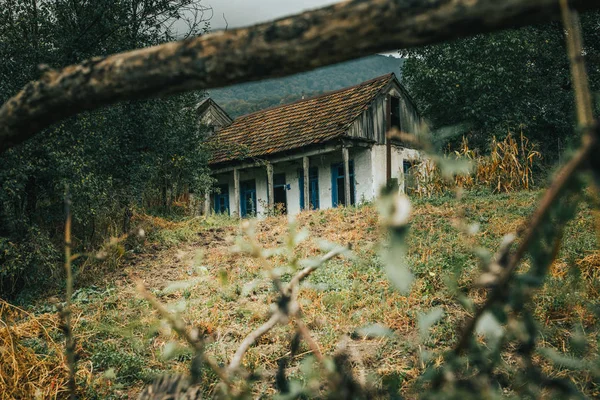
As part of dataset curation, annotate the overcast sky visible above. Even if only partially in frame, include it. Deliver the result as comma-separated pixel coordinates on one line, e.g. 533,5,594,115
205,0,341,30
199,0,397,56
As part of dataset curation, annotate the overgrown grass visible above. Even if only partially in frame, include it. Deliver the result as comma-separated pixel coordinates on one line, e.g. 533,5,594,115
1,190,598,398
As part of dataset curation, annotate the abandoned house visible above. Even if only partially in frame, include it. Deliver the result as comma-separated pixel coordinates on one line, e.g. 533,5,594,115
200,73,424,217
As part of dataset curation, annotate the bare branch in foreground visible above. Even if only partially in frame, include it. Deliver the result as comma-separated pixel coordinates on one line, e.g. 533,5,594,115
290,248,346,289
1,0,599,153
454,0,598,355
227,313,281,373
294,318,324,362
136,282,231,385
59,190,77,400
227,246,347,373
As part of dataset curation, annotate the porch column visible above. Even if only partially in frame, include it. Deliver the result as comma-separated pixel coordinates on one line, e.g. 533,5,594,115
266,163,274,213
386,95,392,185
302,156,310,210
342,147,351,206
233,168,241,217
204,190,211,216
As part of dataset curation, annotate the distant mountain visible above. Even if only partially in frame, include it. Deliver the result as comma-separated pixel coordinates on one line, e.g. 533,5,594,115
209,54,404,118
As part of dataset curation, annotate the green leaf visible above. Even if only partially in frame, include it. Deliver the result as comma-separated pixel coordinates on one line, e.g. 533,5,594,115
166,299,187,313
161,341,179,361
418,307,445,339
357,323,395,338
103,368,117,380
539,348,586,370
475,312,504,342
434,155,473,179
162,278,199,294
383,233,413,294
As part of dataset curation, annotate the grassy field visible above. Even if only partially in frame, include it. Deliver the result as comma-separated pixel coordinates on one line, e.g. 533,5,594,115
1,190,599,399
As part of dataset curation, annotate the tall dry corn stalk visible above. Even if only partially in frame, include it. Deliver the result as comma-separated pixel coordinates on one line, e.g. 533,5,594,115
412,131,541,197
476,131,541,192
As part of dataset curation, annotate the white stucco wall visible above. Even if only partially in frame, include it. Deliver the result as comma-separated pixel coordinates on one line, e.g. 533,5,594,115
370,144,424,195
371,145,387,198
212,145,428,218
353,147,374,203
213,148,382,218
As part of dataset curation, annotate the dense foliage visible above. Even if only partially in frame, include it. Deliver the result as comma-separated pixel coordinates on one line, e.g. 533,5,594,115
0,0,213,298
400,16,600,156
211,55,403,118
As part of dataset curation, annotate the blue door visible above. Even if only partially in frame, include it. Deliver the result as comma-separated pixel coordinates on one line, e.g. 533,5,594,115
331,161,355,207
240,180,257,217
299,167,320,210
213,184,230,215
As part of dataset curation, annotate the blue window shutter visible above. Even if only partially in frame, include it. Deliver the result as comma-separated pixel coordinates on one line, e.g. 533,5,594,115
310,170,320,210
331,162,355,207
299,171,305,210
300,167,319,210
331,164,338,207
240,180,256,217
213,184,230,215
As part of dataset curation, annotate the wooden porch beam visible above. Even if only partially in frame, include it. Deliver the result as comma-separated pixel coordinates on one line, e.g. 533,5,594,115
302,156,310,211
204,190,211,216
266,163,274,213
386,95,392,184
233,168,241,217
342,147,351,207
210,145,339,175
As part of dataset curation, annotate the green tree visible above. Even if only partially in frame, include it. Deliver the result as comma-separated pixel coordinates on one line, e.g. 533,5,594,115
400,15,600,156
0,0,213,297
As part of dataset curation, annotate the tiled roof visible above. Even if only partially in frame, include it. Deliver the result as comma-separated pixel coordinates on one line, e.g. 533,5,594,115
207,73,395,165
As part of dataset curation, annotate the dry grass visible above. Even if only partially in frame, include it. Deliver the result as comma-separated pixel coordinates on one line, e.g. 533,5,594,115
414,131,541,197
1,190,598,398
475,132,540,192
0,301,78,399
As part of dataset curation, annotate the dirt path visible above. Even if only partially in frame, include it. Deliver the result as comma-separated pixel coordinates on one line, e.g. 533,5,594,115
117,226,236,292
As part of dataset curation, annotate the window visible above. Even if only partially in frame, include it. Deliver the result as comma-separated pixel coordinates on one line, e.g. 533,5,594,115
240,180,257,217
213,184,230,215
299,167,319,210
331,161,355,207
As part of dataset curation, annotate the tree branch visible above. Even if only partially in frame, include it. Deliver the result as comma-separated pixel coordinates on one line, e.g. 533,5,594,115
227,246,347,373
227,312,282,373
454,0,598,355
1,0,599,153
295,318,324,362
136,281,231,385
60,189,77,400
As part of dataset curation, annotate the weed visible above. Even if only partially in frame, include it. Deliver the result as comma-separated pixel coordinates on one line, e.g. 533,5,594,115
413,131,541,197
2,191,598,398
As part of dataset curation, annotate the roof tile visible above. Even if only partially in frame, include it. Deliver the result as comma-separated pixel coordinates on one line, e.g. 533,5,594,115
207,73,394,165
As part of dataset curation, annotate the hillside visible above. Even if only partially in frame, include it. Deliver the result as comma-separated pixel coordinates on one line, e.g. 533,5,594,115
3,191,599,398
209,54,404,118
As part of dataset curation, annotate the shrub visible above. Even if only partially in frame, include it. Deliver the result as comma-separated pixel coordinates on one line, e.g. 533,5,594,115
0,225,61,298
